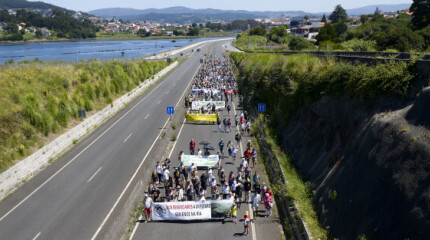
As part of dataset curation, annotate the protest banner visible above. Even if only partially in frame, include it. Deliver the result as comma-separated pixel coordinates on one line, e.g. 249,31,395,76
191,101,225,111
181,155,219,167
152,201,212,221
185,113,218,123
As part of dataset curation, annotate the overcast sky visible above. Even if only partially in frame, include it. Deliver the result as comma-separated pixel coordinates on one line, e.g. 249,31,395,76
29,0,412,13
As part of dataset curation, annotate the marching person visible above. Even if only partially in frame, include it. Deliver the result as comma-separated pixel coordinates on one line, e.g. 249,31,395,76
251,191,261,220
242,211,251,237
143,193,153,223
189,139,196,155
265,193,273,217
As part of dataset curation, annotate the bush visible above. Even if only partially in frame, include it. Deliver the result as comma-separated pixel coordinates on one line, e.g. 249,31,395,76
288,36,315,51
230,52,415,121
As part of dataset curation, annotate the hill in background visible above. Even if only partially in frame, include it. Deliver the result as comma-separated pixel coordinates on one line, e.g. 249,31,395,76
89,4,412,23
0,0,66,10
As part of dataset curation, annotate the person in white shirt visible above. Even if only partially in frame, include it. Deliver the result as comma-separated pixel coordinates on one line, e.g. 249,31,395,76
162,168,170,182
240,158,248,168
143,194,153,222
252,193,261,220
222,183,230,199
156,162,163,184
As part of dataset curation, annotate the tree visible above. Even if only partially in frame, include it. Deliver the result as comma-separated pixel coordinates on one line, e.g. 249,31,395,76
322,14,327,23
192,23,197,28
288,36,314,50
410,0,430,30
304,15,310,21
249,26,266,36
187,28,199,36
268,25,288,43
290,20,300,28
329,5,348,23
372,7,384,22
360,15,368,24
4,22,18,33
35,30,43,38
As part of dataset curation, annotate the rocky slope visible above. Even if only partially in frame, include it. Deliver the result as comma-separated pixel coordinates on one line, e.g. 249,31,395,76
280,87,430,239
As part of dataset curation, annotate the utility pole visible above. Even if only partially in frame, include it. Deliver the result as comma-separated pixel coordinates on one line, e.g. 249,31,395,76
247,24,250,46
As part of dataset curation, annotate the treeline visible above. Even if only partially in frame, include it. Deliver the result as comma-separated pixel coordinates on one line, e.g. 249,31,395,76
229,52,415,121
235,25,315,51
0,8,99,40
0,59,169,172
316,2,430,52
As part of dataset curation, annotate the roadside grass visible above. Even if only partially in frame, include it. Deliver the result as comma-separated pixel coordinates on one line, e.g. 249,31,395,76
253,116,328,240
125,200,145,240
0,59,170,173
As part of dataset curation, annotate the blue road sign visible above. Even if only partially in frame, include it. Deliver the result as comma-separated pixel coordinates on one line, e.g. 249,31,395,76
258,103,266,112
167,106,175,115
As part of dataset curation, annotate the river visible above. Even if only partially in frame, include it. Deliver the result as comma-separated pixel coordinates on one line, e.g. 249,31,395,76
0,37,230,63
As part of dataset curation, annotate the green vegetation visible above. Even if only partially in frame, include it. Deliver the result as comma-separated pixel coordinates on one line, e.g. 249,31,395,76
230,52,415,121
0,8,98,41
253,116,328,239
316,2,430,52
232,50,417,240
0,59,169,172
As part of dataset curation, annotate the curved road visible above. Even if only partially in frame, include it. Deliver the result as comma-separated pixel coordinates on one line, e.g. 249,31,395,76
0,40,231,240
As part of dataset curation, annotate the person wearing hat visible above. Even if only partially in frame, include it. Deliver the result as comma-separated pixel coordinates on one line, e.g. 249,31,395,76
143,193,153,223
231,202,238,223
242,211,251,236
264,193,273,217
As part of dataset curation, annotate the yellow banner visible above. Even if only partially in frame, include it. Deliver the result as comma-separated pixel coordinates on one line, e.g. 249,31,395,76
186,113,219,122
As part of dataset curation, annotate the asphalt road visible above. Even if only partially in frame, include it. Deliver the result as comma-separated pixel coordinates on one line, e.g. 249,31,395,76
0,40,229,240
131,41,281,240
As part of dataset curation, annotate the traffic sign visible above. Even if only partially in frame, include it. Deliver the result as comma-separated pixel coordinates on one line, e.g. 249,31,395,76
167,106,175,115
258,103,266,112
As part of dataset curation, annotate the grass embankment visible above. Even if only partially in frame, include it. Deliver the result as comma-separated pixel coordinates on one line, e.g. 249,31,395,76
230,52,415,120
230,52,416,238
252,116,327,239
0,59,170,172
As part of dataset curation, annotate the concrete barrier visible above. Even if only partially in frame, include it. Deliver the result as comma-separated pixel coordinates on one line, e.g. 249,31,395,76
0,61,178,200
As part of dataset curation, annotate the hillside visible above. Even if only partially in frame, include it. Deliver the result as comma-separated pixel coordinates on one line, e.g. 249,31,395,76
0,0,65,10
89,3,412,22
231,52,430,239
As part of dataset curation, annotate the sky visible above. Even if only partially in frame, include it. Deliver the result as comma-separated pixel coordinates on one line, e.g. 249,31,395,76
29,0,412,13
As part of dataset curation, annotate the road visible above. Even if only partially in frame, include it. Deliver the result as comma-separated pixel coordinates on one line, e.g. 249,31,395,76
0,40,228,240
131,41,281,240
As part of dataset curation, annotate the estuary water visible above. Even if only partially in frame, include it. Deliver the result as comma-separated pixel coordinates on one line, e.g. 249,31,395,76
0,37,228,63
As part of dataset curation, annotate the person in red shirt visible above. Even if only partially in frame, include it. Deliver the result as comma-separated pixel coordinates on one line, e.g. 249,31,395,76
244,149,251,162
242,211,251,237
190,139,196,155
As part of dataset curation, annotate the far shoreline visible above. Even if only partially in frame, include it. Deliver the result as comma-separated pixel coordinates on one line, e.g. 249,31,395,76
0,33,236,45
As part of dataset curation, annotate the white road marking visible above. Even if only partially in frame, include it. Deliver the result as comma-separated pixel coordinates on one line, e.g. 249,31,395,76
144,114,149,120
232,76,257,240
87,167,103,183
92,44,211,240
123,133,133,143
32,232,41,240
0,53,184,224
157,100,161,105
166,90,170,94
130,43,209,240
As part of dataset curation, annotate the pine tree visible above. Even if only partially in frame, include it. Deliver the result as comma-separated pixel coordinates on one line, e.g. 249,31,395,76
410,0,430,30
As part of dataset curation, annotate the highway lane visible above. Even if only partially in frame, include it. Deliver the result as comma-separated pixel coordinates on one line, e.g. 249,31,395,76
0,40,227,240
132,41,281,240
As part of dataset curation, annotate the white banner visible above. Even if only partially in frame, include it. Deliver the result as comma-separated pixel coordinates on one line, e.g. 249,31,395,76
191,101,225,111
182,155,219,167
152,201,212,221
